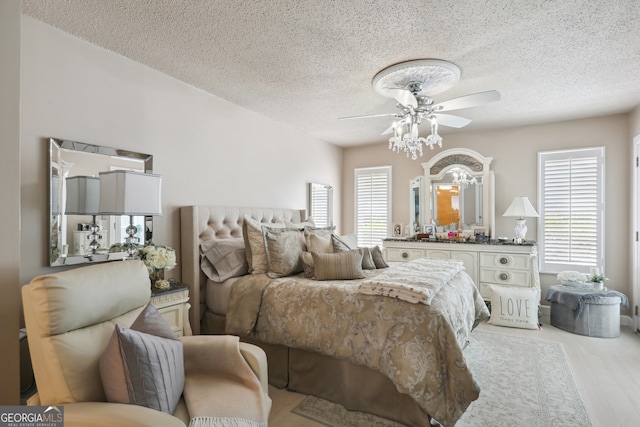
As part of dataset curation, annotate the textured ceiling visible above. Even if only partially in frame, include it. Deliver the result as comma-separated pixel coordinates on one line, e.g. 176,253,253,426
22,0,640,147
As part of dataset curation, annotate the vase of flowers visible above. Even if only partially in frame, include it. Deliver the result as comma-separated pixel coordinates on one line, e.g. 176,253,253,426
588,272,608,290
138,244,177,289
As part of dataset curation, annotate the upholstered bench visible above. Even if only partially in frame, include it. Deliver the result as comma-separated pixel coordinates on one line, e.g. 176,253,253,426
544,285,628,338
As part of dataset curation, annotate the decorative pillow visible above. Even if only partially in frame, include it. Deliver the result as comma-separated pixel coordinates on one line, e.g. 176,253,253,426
303,226,336,238
284,217,315,228
263,227,306,278
331,233,358,252
371,245,389,269
358,247,377,270
100,303,184,413
200,238,248,282
331,237,375,270
306,233,333,253
312,250,364,281
301,251,315,278
242,215,285,274
488,285,540,330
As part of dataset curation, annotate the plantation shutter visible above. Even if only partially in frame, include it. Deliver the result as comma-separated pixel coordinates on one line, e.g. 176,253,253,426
355,166,391,247
308,183,333,227
538,147,604,274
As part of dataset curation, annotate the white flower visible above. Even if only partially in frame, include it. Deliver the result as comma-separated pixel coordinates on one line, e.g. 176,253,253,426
139,244,176,271
557,271,587,283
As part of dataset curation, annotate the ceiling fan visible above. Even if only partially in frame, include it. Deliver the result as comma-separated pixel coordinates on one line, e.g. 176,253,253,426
340,59,500,159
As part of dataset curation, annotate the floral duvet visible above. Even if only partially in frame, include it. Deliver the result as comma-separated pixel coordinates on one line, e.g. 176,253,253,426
226,259,490,426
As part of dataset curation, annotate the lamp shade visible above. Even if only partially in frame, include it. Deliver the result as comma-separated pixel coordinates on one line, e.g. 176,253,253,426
503,196,539,218
98,170,162,216
65,176,100,215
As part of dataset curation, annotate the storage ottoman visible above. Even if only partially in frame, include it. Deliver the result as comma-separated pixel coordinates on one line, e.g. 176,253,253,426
545,285,627,338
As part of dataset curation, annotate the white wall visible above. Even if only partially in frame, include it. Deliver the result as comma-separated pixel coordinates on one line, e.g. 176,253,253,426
343,114,633,313
0,0,21,405
20,16,342,284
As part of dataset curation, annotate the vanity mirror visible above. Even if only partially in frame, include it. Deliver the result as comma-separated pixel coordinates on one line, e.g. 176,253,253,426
49,138,154,266
421,148,494,238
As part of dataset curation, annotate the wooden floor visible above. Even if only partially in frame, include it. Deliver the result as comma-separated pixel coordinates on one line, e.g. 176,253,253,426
268,314,640,427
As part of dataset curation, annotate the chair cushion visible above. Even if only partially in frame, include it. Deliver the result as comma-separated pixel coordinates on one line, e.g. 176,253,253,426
100,303,185,414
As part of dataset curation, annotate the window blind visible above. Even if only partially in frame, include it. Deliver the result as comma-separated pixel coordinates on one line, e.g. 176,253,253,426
355,166,391,247
538,147,604,274
308,182,333,227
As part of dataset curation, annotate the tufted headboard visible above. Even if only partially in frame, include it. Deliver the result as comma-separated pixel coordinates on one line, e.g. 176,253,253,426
180,206,306,334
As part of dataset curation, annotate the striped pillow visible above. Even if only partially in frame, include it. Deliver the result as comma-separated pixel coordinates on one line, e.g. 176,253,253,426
312,250,364,280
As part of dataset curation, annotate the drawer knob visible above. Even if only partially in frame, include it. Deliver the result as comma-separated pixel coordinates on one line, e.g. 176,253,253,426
499,257,508,265
499,273,508,281
402,252,409,259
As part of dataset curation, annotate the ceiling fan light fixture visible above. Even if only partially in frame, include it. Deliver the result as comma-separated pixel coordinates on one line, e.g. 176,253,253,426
339,59,500,160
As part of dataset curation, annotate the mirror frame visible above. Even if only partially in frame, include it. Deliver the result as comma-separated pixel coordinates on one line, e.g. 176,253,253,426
421,148,495,238
49,138,154,266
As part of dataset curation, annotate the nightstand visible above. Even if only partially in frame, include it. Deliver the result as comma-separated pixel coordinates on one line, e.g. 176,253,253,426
151,282,192,336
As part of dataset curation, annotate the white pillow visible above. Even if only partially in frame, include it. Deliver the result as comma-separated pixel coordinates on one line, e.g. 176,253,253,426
488,285,540,330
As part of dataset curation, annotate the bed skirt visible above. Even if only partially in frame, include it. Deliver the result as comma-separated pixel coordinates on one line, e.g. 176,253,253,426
202,311,431,426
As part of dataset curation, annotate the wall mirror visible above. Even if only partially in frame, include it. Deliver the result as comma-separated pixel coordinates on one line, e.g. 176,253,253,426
49,138,154,266
421,148,495,238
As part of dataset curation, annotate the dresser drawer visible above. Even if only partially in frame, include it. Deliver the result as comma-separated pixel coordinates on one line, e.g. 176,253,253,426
479,268,531,286
479,252,530,270
156,304,185,337
386,248,425,262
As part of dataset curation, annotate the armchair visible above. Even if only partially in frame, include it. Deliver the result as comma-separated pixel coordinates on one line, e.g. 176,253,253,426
22,260,269,427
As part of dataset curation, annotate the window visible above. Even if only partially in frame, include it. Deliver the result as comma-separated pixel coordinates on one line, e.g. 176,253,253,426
355,166,391,247
538,147,604,274
308,182,333,227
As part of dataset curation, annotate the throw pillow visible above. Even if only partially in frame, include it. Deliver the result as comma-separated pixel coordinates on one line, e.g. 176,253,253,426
263,227,306,278
100,303,184,414
488,285,540,330
331,233,358,252
371,245,389,269
242,215,285,274
306,233,333,254
301,251,315,278
312,250,364,281
284,217,316,228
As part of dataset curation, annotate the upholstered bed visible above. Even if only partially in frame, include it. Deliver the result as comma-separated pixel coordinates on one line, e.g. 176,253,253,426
180,205,489,426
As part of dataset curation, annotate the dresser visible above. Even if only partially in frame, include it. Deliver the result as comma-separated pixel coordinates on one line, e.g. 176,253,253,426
383,239,540,299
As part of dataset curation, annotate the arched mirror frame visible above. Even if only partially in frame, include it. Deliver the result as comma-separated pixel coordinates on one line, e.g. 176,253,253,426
422,148,495,239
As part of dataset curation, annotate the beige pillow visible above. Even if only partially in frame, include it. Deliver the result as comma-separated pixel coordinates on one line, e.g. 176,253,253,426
331,233,358,251
371,245,389,269
301,251,315,278
243,215,285,274
306,233,333,253
358,247,377,270
263,227,306,278
312,250,364,281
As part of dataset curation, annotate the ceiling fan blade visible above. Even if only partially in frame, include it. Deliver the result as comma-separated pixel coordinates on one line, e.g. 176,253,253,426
435,90,501,112
432,113,472,128
387,88,418,108
338,112,398,120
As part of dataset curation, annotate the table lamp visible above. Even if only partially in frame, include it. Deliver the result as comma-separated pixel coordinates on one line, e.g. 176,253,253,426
503,196,539,243
98,170,162,258
65,176,101,254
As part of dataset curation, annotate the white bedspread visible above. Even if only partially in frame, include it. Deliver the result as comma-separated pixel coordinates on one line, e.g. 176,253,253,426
357,257,464,305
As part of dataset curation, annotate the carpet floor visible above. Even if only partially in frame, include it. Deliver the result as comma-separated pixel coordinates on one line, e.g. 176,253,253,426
292,330,592,426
